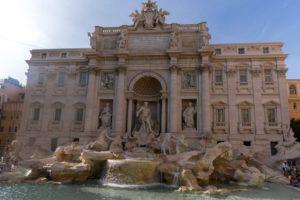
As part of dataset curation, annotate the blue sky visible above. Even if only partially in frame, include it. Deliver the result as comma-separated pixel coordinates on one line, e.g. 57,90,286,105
0,0,300,84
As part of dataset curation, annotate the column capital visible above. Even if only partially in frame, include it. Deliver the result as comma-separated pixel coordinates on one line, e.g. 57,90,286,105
115,65,127,74
198,63,211,72
276,68,288,77
170,64,181,72
198,46,214,57
126,91,134,100
160,90,168,99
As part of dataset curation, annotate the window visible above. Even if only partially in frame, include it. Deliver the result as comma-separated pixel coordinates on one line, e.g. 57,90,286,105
38,73,45,85
215,70,223,85
14,126,17,132
41,53,47,59
239,69,248,84
238,48,245,54
54,108,62,122
61,52,67,58
79,72,88,87
267,108,277,126
215,108,225,126
33,108,40,121
51,138,58,152
241,108,251,126
293,103,297,110
264,69,273,83
58,72,65,87
263,47,269,54
8,126,12,132
289,85,297,95
76,108,84,122
243,141,251,147
215,49,221,55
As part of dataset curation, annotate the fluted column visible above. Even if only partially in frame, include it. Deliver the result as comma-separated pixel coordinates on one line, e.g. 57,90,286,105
112,66,127,135
201,64,211,135
168,65,179,133
161,91,167,133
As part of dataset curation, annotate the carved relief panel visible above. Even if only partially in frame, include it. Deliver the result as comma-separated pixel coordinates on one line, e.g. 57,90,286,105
100,72,115,90
182,71,197,89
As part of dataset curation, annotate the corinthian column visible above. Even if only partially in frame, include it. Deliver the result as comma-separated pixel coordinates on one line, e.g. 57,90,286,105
161,91,167,133
126,92,134,138
112,65,127,136
84,68,98,136
168,65,180,133
201,64,211,136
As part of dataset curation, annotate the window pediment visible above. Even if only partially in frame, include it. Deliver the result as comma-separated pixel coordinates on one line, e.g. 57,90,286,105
211,101,227,106
30,101,43,108
237,101,253,106
263,100,280,106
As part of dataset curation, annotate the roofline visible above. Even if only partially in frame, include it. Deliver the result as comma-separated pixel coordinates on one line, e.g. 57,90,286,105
30,48,91,53
211,42,284,46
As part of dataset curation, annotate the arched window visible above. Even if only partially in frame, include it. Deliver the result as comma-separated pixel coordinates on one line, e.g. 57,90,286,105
290,85,297,95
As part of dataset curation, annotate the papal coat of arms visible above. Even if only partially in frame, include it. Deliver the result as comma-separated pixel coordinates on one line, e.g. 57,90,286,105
130,0,169,30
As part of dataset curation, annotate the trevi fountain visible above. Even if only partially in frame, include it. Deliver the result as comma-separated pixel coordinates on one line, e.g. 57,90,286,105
1,1,300,199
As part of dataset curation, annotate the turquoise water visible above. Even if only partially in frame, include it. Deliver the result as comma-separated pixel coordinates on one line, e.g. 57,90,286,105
0,182,299,200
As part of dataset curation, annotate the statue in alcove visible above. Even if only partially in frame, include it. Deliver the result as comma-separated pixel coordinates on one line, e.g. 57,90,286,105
132,101,159,146
98,103,112,129
183,102,196,130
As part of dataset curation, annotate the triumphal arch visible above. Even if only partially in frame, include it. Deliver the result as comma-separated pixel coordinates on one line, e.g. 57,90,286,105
19,0,290,155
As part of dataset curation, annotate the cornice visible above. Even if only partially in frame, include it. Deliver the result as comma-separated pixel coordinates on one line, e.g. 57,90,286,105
26,58,88,65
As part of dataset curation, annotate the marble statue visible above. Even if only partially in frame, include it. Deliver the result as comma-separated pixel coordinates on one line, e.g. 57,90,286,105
130,10,144,29
155,8,169,25
170,32,178,49
175,134,188,154
161,133,174,155
130,0,169,30
136,102,153,134
183,102,197,129
117,31,127,49
88,32,96,49
133,102,155,146
99,103,112,129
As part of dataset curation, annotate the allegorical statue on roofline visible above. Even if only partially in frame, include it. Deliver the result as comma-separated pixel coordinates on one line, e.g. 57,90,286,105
130,0,169,30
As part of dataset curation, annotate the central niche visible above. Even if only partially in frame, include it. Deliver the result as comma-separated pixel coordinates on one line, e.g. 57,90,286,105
130,76,163,145
133,76,162,97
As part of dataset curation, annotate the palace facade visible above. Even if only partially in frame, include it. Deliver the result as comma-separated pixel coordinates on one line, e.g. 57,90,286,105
287,79,300,120
18,1,289,155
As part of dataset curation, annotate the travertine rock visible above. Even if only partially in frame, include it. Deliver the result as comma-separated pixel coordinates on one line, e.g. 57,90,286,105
54,143,84,162
81,150,117,163
86,129,110,151
179,169,201,191
157,162,179,184
212,158,265,186
44,162,90,183
192,142,232,185
102,159,161,185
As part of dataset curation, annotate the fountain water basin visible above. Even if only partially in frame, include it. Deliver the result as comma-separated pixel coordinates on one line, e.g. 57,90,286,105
101,159,161,186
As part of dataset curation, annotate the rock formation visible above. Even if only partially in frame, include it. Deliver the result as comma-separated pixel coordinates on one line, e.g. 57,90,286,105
1,131,291,194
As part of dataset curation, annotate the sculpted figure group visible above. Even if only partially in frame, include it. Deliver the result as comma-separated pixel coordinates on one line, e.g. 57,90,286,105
130,0,169,29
